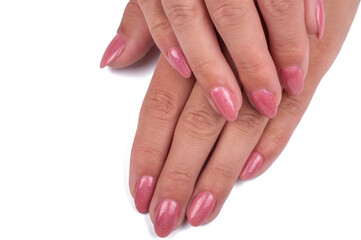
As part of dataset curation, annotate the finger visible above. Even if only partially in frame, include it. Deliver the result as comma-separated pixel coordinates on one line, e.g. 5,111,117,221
256,0,309,96
130,56,194,213
186,97,269,226
241,0,358,179
148,83,226,237
100,0,154,68
161,0,243,121
136,0,192,79
205,0,282,118
305,0,325,39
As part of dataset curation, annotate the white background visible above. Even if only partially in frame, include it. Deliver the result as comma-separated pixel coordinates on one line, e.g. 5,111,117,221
0,1,360,239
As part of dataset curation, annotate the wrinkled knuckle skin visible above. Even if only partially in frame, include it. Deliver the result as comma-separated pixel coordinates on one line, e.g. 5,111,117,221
164,167,194,187
149,18,172,38
131,145,164,170
259,0,301,16
281,95,304,116
180,108,220,138
211,162,236,182
236,52,268,76
143,89,180,122
210,1,250,30
232,111,264,137
163,0,199,29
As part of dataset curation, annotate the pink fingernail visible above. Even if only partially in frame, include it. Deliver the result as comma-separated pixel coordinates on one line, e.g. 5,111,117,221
168,47,192,78
100,33,126,68
187,192,216,227
154,199,181,238
250,89,278,118
240,152,264,180
280,66,304,95
134,176,156,214
316,0,325,40
210,87,239,121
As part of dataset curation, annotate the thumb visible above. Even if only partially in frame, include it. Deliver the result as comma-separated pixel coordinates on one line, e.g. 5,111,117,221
100,0,154,68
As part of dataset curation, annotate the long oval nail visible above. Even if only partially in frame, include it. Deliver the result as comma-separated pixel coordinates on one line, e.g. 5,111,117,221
100,32,126,68
280,66,304,95
134,176,156,214
154,199,181,238
168,47,192,78
240,151,264,180
250,89,278,118
316,0,325,40
187,192,216,227
210,87,239,121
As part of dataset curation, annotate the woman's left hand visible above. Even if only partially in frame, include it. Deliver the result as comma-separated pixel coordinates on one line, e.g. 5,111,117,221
127,0,359,236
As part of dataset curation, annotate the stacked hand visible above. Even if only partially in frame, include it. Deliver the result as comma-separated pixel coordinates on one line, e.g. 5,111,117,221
100,0,360,237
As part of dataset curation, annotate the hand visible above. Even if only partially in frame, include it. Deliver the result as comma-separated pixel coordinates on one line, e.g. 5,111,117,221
126,0,360,237
100,0,325,121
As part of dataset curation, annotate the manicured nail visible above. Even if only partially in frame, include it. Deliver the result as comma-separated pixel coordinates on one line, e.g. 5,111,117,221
210,87,239,121
134,176,156,214
240,152,264,180
154,199,181,238
167,47,192,78
280,66,304,95
250,89,278,118
316,0,325,40
100,33,126,68
187,192,216,227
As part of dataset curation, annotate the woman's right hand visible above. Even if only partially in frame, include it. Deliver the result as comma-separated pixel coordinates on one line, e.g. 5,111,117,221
100,0,325,121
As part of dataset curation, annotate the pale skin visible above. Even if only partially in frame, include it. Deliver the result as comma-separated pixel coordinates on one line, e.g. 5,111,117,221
101,0,360,237
101,0,325,120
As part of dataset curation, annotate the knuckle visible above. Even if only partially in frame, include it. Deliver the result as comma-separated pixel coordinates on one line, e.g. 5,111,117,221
180,107,220,137
232,110,265,137
210,161,236,182
236,52,268,76
260,0,301,16
281,95,304,115
163,0,198,29
210,1,249,30
164,167,194,186
131,145,164,169
143,89,180,122
149,18,172,38
190,58,216,76
273,40,308,59
265,125,289,147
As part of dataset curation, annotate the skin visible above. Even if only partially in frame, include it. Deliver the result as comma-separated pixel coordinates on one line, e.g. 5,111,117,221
101,0,324,120
119,0,361,237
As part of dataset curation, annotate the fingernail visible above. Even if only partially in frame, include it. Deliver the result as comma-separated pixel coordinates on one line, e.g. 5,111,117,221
280,66,304,95
316,0,325,40
250,89,278,118
100,32,126,68
167,47,192,78
134,176,156,214
240,152,264,180
210,87,239,121
187,192,216,227
154,199,181,238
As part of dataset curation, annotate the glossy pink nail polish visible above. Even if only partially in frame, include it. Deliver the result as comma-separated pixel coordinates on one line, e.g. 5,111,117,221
100,33,126,68
167,47,192,78
316,0,325,40
134,176,156,214
187,192,216,227
250,89,278,118
280,66,304,95
240,152,264,180
210,87,239,121
154,199,181,238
